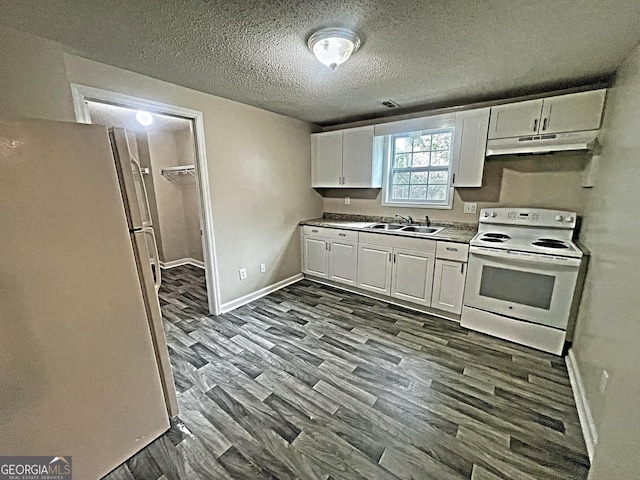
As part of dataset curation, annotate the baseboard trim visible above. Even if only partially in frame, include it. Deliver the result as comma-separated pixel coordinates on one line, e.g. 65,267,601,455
219,274,303,314
566,348,597,462
160,258,205,270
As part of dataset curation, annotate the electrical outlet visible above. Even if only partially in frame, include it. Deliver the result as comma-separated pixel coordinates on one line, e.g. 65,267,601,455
239,268,247,280
260,263,266,274
600,370,609,393
344,196,351,205
464,202,478,214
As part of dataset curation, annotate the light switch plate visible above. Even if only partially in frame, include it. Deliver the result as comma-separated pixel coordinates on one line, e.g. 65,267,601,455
344,196,351,205
464,202,478,214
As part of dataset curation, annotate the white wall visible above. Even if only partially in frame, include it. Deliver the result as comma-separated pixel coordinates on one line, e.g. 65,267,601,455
572,42,640,479
0,25,74,122
0,24,323,306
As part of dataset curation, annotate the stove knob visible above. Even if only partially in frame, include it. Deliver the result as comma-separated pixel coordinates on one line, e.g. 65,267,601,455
565,216,575,222
554,215,564,222
490,212,497,218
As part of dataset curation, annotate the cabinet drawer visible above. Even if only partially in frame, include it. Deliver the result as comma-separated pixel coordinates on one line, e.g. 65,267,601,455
303,225,331,237
436,241,469,262
302,225,358,241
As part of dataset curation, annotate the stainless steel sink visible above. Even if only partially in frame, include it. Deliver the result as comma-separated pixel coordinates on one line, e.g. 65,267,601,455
365,223,405,230
400,225,444,235
365,223,444,235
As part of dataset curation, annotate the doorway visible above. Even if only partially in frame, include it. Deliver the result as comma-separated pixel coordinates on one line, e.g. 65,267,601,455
70,84,220,315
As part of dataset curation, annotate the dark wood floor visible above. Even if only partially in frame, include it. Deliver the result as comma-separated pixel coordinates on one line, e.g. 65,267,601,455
103,265,589,480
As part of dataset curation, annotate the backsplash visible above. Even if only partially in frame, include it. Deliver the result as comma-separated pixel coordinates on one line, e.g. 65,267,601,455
321,152,589,224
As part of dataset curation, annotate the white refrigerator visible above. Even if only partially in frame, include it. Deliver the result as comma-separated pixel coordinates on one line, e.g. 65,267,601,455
0,117,179,478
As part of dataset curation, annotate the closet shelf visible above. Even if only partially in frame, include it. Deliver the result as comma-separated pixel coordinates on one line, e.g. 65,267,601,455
161,165,195,178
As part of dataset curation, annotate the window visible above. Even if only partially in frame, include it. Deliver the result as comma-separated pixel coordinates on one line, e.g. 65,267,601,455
382,127,454,208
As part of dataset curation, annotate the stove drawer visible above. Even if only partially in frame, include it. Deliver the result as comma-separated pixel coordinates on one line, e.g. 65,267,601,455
436,241,469,262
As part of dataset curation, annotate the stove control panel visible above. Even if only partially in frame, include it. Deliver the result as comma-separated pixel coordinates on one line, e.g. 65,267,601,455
479,208,577,229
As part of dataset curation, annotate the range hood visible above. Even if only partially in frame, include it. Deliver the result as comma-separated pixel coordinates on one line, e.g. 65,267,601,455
485,130,598,156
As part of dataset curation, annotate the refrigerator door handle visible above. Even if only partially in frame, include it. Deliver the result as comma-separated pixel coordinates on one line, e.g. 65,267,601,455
143,227,162,291
130,154,153,228
109,128,153,229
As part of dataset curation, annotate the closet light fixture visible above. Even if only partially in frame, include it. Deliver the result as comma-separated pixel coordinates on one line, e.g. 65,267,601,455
136,111,153,126
308,27,361,70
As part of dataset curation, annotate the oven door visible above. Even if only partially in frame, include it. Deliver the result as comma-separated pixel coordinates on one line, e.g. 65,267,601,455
464,246,581,329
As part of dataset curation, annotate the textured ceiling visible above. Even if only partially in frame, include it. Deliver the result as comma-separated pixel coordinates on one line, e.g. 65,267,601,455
2,0,640,126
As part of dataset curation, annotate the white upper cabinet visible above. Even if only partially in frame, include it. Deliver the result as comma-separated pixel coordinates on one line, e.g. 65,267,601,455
312,130,343,187
488,89,606,139
311,126,380,188
488,99,544,139
342,126,377,187
451,107,491,187
539,90,606,134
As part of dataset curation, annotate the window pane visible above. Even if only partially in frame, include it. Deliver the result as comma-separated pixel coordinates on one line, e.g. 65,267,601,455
412,135,431,152
394,154,411,168
392,185,409,199
432,133,451,150
393,172,410,185
431,151,450,166
410,171,428,184
394,137,412,153
410,185,428,200
427,184,447,200
412,152,429,166
429,171,448,184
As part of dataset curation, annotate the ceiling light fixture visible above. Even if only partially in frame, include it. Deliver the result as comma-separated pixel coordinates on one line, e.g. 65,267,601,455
135,111,153,126
308,27,361,70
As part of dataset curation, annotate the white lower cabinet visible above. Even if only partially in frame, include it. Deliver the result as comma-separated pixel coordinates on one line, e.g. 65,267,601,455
430,241,470,314
431,259,466,314
328,238,358,286
357,233,436,307
356,243,393,295
390,248,435,306
303,236,329,278
302,228,468,316
301,227,358,286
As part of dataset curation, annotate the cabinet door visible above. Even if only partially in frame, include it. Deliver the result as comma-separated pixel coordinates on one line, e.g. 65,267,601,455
302,236,328,278
357,243,393,295
329,239,358,286
488,99,544,139
431,259,466,314
390,248,435,307
342,126,377,187
540,90,606,134
452,108,490,187
312,131,343,187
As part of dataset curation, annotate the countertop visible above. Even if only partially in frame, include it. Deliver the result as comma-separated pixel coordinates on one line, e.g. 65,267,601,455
299,215,477,244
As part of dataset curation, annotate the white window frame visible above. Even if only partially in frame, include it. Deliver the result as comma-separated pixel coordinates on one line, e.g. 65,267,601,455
380,114,456,209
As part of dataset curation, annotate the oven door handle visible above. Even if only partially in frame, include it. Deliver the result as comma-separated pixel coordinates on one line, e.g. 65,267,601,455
469,246,582,267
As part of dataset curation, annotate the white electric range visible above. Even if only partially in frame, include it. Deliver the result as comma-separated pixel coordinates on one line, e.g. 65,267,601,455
461,208,586,355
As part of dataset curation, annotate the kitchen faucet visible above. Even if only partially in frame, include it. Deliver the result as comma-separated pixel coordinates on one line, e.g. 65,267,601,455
395,214,414,225
424,215,431,227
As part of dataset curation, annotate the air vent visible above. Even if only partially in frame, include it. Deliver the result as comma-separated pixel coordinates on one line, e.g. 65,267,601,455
381,100,400,108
